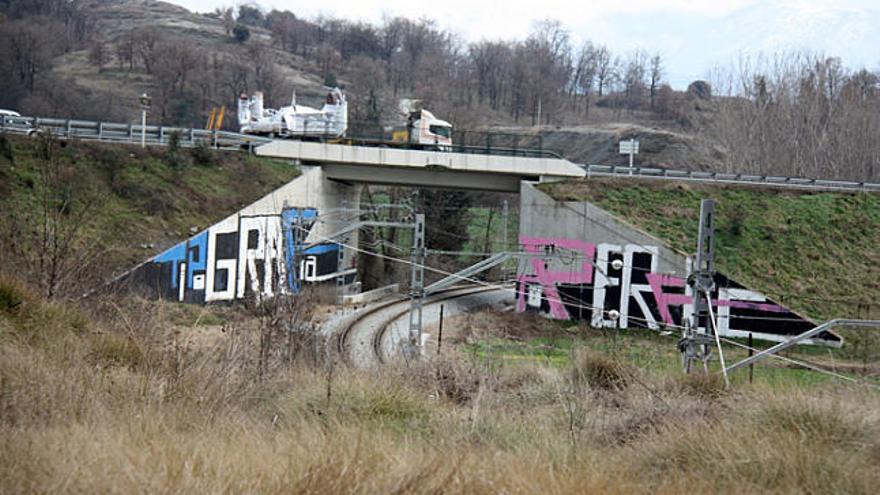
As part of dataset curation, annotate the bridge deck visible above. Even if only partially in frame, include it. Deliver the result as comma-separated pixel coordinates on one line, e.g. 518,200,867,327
254,140,586,192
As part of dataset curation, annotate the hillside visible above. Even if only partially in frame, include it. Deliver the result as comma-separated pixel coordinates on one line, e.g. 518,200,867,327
540,179,880,322
0,133,298,297
0,0,727,171
494,123,726,169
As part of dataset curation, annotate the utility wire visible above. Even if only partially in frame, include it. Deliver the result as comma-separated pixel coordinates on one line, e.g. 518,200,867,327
303,225,879,387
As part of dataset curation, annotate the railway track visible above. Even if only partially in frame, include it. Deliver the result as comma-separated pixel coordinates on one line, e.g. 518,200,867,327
333,285,508,367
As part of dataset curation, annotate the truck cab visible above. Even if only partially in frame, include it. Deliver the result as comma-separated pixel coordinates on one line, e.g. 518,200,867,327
391,109,453,150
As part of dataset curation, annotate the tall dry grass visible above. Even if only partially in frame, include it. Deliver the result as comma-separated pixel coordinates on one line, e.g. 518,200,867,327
1,274,879,494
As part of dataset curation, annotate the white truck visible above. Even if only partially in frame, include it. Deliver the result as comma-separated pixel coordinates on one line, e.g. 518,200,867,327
237,88,347,138
236,89,454,149
388,98,452,149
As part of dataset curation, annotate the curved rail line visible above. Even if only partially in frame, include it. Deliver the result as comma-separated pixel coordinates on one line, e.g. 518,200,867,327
371,286,503,364
334,285,503,366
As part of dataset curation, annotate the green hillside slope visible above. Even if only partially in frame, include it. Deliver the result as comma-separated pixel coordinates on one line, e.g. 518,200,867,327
0,134,298,296
541,179,880,322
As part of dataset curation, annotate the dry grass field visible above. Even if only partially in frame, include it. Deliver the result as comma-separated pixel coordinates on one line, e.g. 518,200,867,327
2,274,879,494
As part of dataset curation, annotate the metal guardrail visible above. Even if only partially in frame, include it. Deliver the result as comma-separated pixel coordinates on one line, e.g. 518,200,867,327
582,164,880,193
0,115,272,150
0,115,559,158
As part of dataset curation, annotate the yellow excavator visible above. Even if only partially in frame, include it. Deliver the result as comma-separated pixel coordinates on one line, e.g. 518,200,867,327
205,106,226,131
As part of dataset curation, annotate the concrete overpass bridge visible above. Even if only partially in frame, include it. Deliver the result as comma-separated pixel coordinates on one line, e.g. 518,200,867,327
253,140,586,192
117,137,583,305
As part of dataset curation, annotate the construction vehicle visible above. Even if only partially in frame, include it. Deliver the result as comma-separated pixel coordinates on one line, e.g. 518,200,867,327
236,88,453,150
237,88,347,138
205,106,226,131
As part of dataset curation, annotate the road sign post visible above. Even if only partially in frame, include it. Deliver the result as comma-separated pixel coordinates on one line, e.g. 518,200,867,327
139,93,151,149
619,138,639,175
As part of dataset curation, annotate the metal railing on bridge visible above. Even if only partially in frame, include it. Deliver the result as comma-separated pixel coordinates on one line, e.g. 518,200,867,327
0,115,272,150
582,164,880,193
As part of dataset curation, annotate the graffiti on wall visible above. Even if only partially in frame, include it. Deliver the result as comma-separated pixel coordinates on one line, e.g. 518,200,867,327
134,207,354,303
516,236,839,345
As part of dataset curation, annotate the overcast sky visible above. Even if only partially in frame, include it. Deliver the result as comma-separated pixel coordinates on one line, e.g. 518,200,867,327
165,0,880,88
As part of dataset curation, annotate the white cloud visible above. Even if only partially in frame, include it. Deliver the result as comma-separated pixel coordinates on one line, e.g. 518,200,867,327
164,0,880,87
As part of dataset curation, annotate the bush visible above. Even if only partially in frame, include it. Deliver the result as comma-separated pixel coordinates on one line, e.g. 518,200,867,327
190,141,216,167
350,385,429,423
672,372,728,400
232,24,250,42
570,348,631,391
91,144,127,184
0,275,29,315
166,131,187,170
0,133,13,163
687,80,712,100
429,356,481,405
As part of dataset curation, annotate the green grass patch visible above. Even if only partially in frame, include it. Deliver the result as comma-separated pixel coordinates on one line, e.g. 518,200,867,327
470,323,860,388
164,303,226,327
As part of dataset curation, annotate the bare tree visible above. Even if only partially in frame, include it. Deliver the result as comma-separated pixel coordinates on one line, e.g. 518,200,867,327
0,18,62,96
265,9,298,52
132,27,159,74
594,45,613,97
571,42,600,116
87,39,107,72
706,52,880,182
115,33,135,71
151,41,202,122
0,135,106,299
622,49,648,112
470,40,511,111
247,41,281,103
316,42,341,84
649,53,663,110
218,6,235,37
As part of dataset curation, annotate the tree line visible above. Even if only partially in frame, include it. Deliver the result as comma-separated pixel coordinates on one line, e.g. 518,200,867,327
707,55,880,181
0,1,677,127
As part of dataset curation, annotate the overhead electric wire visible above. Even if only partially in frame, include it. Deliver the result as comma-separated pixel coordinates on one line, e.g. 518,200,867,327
297,225,622,320
304,225,880,388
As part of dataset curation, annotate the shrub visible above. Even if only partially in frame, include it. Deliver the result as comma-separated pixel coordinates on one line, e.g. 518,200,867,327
0,132,13,163
687,80,712,100
232,24,250,42
0,275,29,315
91,145,127,184
190,141,216,167
672,372,728,400
429,356,481,405
570,348,631,391
166,131,187,169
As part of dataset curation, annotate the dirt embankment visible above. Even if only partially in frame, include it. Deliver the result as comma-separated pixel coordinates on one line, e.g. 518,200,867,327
491,123,726,170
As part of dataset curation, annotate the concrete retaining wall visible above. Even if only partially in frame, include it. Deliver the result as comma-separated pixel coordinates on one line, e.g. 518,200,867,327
122,166,361,303
516,183,838,346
